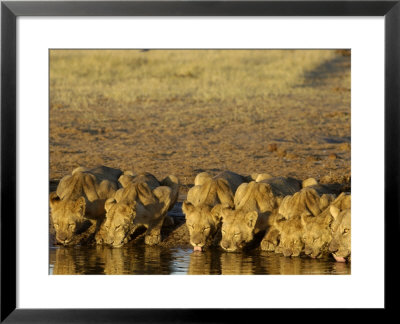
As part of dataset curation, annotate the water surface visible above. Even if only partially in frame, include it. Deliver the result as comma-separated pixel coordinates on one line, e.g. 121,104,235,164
49,245,350,275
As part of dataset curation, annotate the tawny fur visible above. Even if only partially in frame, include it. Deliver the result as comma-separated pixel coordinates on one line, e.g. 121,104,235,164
183,171,246,250
219,178,300,252
50,166,122,246
96,174,179,247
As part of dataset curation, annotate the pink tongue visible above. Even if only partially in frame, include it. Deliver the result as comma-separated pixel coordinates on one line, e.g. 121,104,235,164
193,246,202,252
333,254,346,262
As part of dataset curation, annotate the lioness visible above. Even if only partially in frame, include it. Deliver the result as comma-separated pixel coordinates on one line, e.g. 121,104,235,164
219,180,288,252
260,187,335,255
273,217,305,257
328,199,351,262
97,175,179,247
219,177,304,253
302,192,350,259
50,166,122,246
183,171,245,251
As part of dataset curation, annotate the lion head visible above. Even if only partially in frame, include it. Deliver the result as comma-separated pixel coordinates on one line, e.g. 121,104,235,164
97,198,138,248
274,217,305,257
329,205,351,262
182,201,223,251
301,211,333,258
219,208,259,252
49,192,91,245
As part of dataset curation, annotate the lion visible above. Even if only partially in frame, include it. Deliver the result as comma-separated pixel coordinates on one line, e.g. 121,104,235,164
182,171,245,251
301,192,350,259
273,217,305,257
49,166,122,246
219,177,305,253
219,180,290,252
219,207,269,252
328,201,351,262
182,203,225,251
260,187,335,256
97,175,179,247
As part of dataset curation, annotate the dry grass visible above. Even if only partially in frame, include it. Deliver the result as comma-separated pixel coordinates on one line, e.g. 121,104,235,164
50,49,351,195
51,50,339,105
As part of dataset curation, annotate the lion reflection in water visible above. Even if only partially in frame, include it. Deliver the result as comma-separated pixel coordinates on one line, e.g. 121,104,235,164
51,245,169,275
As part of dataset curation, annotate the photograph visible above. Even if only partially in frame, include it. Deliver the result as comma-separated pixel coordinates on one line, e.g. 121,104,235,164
49,49,351,275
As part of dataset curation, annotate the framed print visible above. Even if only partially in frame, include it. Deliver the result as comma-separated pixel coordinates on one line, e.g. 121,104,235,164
1,0,399,321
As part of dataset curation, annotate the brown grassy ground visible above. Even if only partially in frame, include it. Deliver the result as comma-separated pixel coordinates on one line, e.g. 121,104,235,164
50,49,350,198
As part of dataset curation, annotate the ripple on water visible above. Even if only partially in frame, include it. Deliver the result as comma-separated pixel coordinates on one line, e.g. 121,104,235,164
49,245,350,275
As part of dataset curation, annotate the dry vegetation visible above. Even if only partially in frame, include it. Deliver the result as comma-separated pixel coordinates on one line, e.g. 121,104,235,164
50,49,350,198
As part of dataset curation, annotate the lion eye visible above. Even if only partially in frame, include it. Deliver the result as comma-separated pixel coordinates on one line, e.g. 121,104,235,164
68,224,75,228
203,227,210,232
343,228,349,234
115,225,121,230
234,233,240,237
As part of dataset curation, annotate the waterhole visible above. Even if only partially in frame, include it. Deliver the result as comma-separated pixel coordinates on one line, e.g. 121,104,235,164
49,203,350,275
49,245,350,275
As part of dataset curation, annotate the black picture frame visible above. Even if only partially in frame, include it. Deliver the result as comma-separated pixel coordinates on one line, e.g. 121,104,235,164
1,0,398,321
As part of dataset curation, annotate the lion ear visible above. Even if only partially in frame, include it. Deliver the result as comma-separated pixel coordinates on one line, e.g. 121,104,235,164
330,205,340,219
182,201,194,215
49,192,60,208
211,204,224,222
105,198,117,213
75,197,86,217
245,211,258,229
